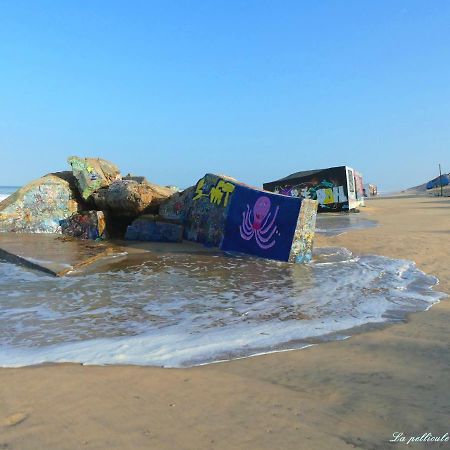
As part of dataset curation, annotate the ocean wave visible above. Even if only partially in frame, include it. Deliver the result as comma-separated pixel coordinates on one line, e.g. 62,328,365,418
0,248,444,367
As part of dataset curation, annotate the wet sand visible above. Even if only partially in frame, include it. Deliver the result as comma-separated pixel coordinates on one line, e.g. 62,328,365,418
1,196,449,450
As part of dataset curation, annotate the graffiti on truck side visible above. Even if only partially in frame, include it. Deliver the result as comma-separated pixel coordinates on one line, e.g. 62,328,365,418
274,180,348,209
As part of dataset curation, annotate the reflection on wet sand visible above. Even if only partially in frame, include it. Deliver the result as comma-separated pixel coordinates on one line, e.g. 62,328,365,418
315,212,377,236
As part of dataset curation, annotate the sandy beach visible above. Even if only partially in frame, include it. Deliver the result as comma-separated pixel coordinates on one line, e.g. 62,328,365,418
0,195,449,450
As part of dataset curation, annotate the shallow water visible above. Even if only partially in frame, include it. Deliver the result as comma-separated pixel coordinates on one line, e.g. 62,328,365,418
0,245,443,368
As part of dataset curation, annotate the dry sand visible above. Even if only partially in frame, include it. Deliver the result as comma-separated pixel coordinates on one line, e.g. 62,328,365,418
0,196,449,450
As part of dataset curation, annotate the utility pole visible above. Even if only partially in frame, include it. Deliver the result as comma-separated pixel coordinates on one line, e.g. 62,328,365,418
439,163,443,197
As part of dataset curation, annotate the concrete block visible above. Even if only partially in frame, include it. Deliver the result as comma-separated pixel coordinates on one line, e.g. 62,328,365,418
125,216,183,243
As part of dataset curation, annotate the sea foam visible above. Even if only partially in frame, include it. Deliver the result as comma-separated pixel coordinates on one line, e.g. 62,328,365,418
0,247,444,368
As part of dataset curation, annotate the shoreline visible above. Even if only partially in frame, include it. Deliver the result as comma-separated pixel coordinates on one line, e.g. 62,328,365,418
0,195,449,450
0,214,442,369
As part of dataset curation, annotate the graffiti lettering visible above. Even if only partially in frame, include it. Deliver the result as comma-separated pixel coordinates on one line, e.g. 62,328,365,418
315,189,325,204
333,186,347,203
315,186,347,205
276,182,348,208
300,188,309,198
210,180,235,207
193,178,207,201
316,188,332,204
193,177,235,207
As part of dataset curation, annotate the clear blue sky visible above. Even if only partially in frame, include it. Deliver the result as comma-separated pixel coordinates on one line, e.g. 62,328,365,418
1,1,449,192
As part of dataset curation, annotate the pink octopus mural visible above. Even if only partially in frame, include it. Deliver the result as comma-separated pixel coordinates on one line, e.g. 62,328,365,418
239,196,279,249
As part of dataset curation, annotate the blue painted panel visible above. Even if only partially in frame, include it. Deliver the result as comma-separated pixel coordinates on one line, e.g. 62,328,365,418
221,186,301,262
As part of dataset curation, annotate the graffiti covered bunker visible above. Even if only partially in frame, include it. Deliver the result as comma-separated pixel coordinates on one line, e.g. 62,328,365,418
263,165,365,212
155,173,318,263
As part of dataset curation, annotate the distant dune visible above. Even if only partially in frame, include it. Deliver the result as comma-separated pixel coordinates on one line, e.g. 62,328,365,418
403,181,428,193
375,174,450,198
400,173,450,197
